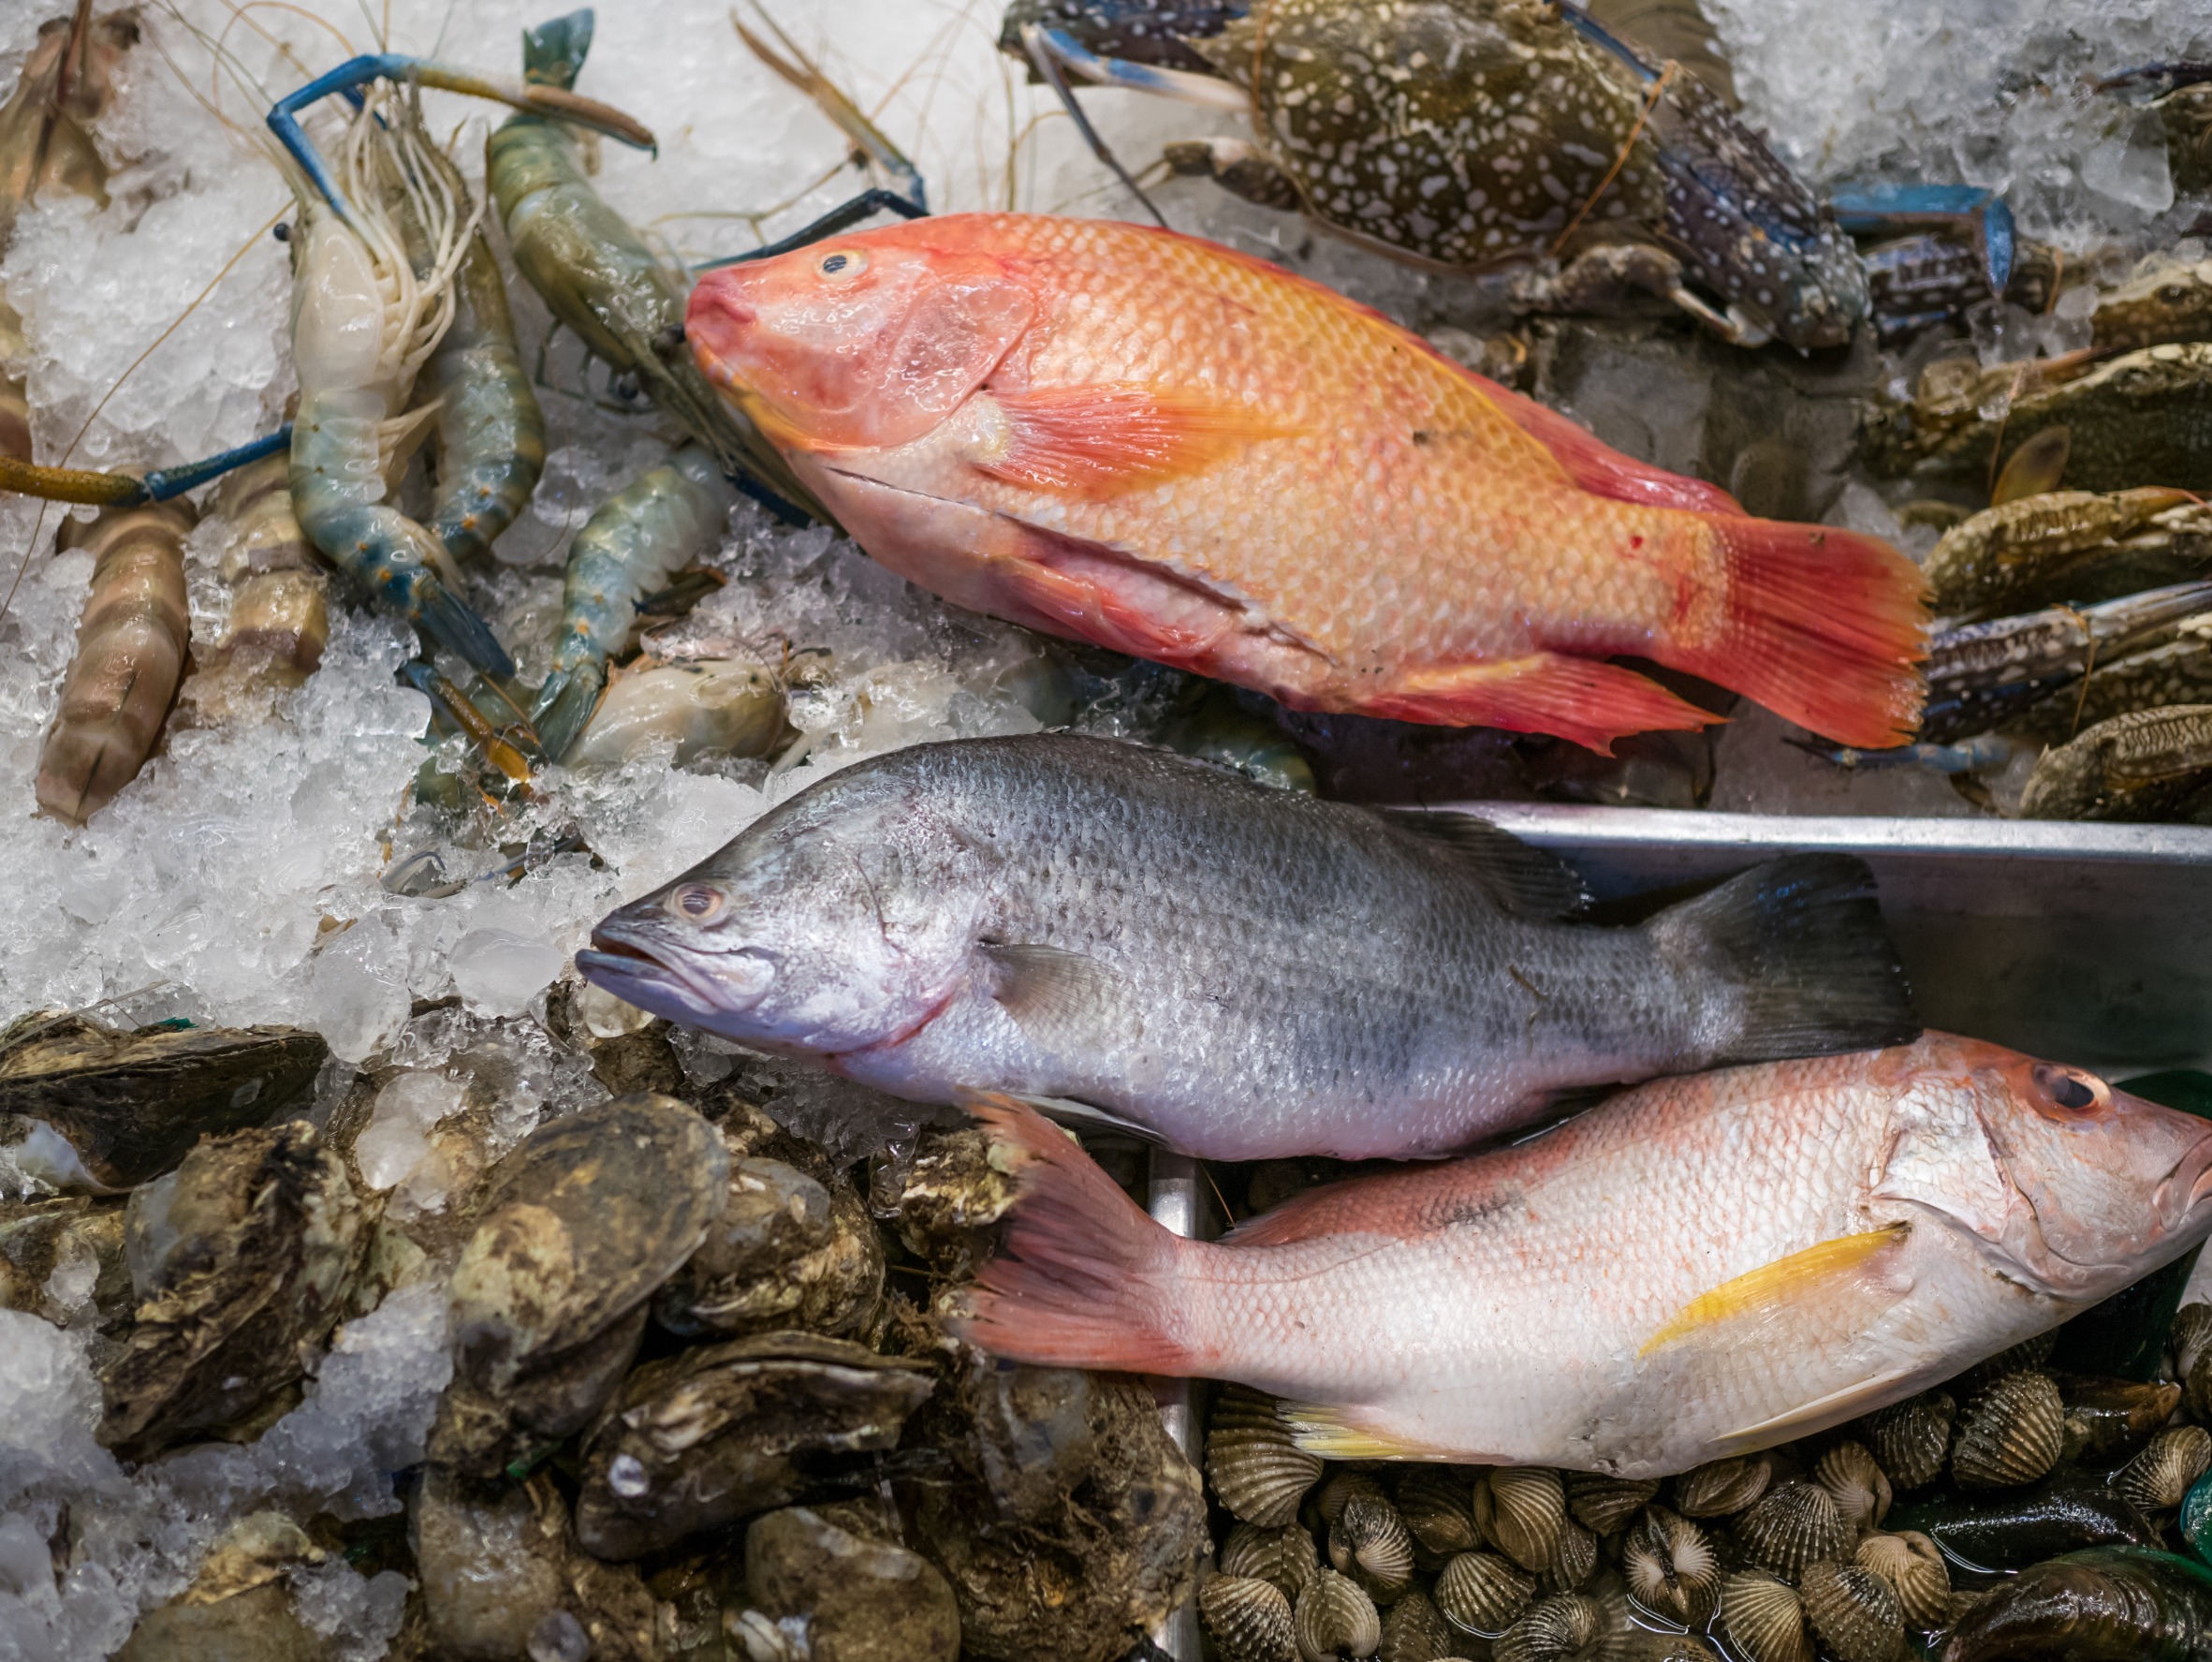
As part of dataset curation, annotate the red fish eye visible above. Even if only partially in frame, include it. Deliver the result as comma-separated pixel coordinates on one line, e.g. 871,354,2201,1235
669,883,724,921
2031,1062,2105,1115
816,248,867,280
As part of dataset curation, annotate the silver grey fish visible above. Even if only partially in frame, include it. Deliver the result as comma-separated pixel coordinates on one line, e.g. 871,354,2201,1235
578,735,1916,1160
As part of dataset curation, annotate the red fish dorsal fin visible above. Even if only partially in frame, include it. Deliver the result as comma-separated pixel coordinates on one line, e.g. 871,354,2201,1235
978,383,1301,499
1473,377,1749,517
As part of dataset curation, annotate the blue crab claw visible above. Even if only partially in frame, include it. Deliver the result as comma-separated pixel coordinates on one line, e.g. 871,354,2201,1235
268,51,656,228
0,426,292,507
1786,734,2014,774
2097,63,2212,103
1830,184,2016,296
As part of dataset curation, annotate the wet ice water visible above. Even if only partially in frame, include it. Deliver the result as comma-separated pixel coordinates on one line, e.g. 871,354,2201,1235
0,0,2207,1654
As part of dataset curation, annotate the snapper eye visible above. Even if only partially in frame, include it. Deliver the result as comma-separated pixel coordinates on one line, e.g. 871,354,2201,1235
816,247,867,281
668,883,725,922
2031,1062,2107,1115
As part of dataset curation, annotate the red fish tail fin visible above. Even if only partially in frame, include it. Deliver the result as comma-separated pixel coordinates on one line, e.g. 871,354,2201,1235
952,1095,1198,1375
1674,517,1930,748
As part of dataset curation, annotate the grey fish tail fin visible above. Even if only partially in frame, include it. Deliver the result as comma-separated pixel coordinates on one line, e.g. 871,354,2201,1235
1652,853,1919,1064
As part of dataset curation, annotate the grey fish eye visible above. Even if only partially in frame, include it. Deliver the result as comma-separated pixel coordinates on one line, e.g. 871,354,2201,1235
669,883,725,921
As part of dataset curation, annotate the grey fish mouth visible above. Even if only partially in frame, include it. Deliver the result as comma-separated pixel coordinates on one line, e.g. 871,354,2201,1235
577,933,728,1023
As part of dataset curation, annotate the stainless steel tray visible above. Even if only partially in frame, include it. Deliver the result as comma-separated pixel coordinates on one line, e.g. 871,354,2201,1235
1147,805,2212,1656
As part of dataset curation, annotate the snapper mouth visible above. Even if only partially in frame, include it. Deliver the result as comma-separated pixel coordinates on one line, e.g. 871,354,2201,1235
2159,1130,2212,1234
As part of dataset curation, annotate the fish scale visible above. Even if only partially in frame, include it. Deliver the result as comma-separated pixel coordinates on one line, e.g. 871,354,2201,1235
689,213,1926,751
961,1036,2212,1474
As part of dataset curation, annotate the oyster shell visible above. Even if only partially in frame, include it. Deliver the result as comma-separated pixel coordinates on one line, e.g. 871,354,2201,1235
1478,1467,1567,1573
114,1512,327,1662
737,1506,960,1662
1294,1568,1381,1662
1208,1386,1324,1527
1720,1569,1813,1662
1566,1472,1660,1535
1494,1592,1600,1662
1203,1572,1298,1662
868,1125,1020,1278
577,1331,932,1558
1377,1588,1458,1662
654,1150,883,1340
1734,1482,1852,1581
1951,1372,2065,1490
1330,1489,1415,1600
2116,1423,2212,1513
901,1359,1207,1662
1853,1530,1950,1628
1799,1558,1903,1662
1856,1391,1955,1491
1393,1466,1479,1558
1673,1453,1771,1518
429,1094,729,1477
1814,1441,1893,1534
0,1011,326,1189
1622,1506,1720,1626
0,1195,129,1328
1223,1521,1321,1598
97,1123,367,1460
1433,1550,1537,1636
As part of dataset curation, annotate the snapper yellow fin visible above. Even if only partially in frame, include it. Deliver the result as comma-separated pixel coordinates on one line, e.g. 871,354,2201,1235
1279,1400,1471,1462
1639,1224,1912,1359
1717,1363,1924,1450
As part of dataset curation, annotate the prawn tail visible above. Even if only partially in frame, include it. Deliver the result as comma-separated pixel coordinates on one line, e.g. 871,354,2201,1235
410,574,517,681
532,662,607,762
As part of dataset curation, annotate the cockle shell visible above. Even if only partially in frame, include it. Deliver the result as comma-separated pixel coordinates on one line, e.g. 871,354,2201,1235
1673,1454,1772,1518
1377,1588,1460,1662
1394,1466,1480,1557
1331,1491,1416,1599
1622,1506,1721,1626
1735,1482,1852,1581
1479,1468,1568,1573
1566,1473,1660,1535
1542,1518,1597,1592
1295,1568,1382,1662
1721,1569,1813,1662
1951,1372,2065,1489
2172,1300,2212,1380
1203,1574,1299,1662
1319,1471,1390,1524
1799,1559,1903,1662
1209,1387,1325,1526
1493,1593,1600,1662
1853,1531,1950,1628
1814,1441,1893,1534
1223,1522,1321,1598
1958,1332,2057,1395
2116,1423,2212,1513
1857,1392,1955,1491
1433,1551,1536,1637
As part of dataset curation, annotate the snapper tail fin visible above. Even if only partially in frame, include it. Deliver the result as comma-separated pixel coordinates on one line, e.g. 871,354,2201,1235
953,1094,1198,1375
1648,853,1920,1066
1668,516,1930,748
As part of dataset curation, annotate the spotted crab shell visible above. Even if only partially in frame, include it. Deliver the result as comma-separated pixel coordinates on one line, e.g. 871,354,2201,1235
1854,1531,1951,1629
1208,1387,1324,1527
1721,1569,1814,1662
1735,1482,1853,1581
1433,1551,1537,1638
1479,1468,1569,1573
1799,1559,1904,1662
1202,1573,1298,1662
1856,1392,1955,1491
1951,1373,2065,1490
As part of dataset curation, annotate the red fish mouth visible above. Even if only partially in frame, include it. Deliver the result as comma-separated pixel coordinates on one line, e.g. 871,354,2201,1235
2169,1131,2212,1228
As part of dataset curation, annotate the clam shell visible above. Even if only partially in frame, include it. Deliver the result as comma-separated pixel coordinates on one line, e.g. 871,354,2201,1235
1673,1454,1771,1518
1209,1387,1324,1526
1734,1481,1852,1581
1223,1522,1321,1598
1493,1592,1600,1662
2173,1300,2212,1381
1565,1473,1660,1535
1542,1519,1597,1592
1799,1559,1903,1662
1330,1491,1415,1599
1203,1574,1299,1662
1721,1569,1813,1662
1393,1467,1479,1557
1294,1568,1382,1662
1377,1588,1457,1662
1479,1468,1568,1573
1856,1391,1954,1491
1622,1506,1720,1627
1433,1551,1536,1637
1853,1531,1950,1629
1318,1470,1390,1524
2117,1423,2212,1514
1951,1372,2064,1490
1814,1441,1892,1534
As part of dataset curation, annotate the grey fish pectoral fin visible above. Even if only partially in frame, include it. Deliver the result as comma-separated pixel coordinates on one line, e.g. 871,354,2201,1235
1373,809,1592,917
979,940,1143,1051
